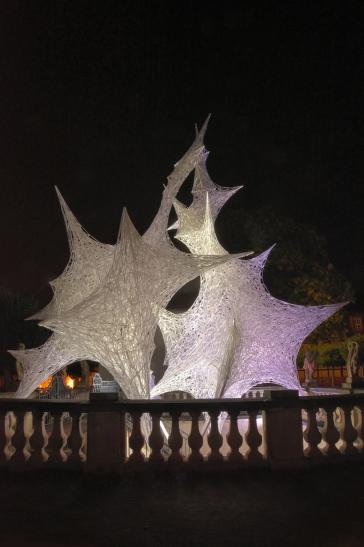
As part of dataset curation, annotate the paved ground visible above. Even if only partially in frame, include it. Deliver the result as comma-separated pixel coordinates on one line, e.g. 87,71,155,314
0,463,363,547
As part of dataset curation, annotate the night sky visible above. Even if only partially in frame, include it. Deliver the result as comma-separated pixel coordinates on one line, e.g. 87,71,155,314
0,2,363,304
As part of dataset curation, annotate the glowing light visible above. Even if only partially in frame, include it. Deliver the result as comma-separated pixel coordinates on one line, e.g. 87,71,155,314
64,375,75,389
160,420,169,440
38,377,52,390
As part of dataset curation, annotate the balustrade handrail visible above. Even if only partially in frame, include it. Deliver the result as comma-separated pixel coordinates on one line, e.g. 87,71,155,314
1,392,364,413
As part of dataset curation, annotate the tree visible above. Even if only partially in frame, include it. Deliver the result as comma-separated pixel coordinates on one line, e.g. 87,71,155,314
0,288,49,351
218,205,354,343
0,288,49,387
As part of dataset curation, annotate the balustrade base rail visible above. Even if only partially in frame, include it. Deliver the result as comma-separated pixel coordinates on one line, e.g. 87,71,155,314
0,392,363,473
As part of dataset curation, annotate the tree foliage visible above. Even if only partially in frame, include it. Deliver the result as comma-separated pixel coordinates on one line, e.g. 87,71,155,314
0,288,48,352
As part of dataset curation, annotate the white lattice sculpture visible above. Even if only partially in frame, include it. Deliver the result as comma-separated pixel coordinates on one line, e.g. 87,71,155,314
11,118,346,399
151,157,345,399
11,121,250,399
30,188,114,320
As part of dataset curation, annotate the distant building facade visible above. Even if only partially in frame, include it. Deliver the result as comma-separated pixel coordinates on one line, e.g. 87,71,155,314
348,313,364,334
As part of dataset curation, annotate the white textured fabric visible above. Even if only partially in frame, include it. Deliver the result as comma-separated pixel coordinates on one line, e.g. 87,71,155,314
168,149,242,232
11,122,250,399
151,157,346,399
29,188,114,320
40,210,247,399
10,333,86,399
11,118,345,400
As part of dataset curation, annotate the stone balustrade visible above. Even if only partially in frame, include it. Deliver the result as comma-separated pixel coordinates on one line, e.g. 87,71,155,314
0,391,363,473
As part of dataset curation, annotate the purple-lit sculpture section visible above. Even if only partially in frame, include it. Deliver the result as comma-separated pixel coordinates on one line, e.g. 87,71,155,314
151,156,345,399
10,119,345,399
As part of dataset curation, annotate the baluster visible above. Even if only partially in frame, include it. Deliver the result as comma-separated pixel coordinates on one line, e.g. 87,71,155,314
67,411,82,466
324,407,340,457
188,410,203,463
59,412,69,459
352,406,363,452
148,411,164,463
59,412,70,462
245,410,263,463
0,410,7,466
168,411,183,463
79,413,87,462
9,410,26,466
5,412,16,461
227,409,244,463
128,411,145,463
46,411,64,465
303,407,322,458
23,411,34,462
343,406,358,456
335,407,346,453
207,410,223,462
28,410,46,467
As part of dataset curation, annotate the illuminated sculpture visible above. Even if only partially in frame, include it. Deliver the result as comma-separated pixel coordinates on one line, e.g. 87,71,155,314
11,118,345,399
31,188,114,320
151,156,345,399
11,122,250,398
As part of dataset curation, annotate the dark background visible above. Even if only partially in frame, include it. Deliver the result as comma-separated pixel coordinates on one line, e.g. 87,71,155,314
0,1,363,305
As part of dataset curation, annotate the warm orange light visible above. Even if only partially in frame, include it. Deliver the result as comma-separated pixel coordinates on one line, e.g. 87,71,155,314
64,375,75,389
89,371,97,387
38,377,52,390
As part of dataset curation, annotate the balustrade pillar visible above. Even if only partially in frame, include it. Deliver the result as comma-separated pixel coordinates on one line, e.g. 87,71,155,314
28,410,45,467
87,408,124,472
188,410,203,463
46,412,64,466
246,410,263,464
127,411,145,464
343,406,358,456
303,407,322,459
227,409,244,463
207,410,223,463
168,411,183,463
263,391,304,469
67,411,82,466
8,410,26,467
354,405,364,452
324,407,340,457
0,411,6,466
148,412,164,463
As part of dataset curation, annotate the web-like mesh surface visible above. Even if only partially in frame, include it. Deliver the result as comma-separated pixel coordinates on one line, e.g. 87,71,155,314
151,157,346,399
11,123,249,399
169,149,242,232
10,333,87,399
39,211,245,399
12,118,346,399
30,188,114,320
